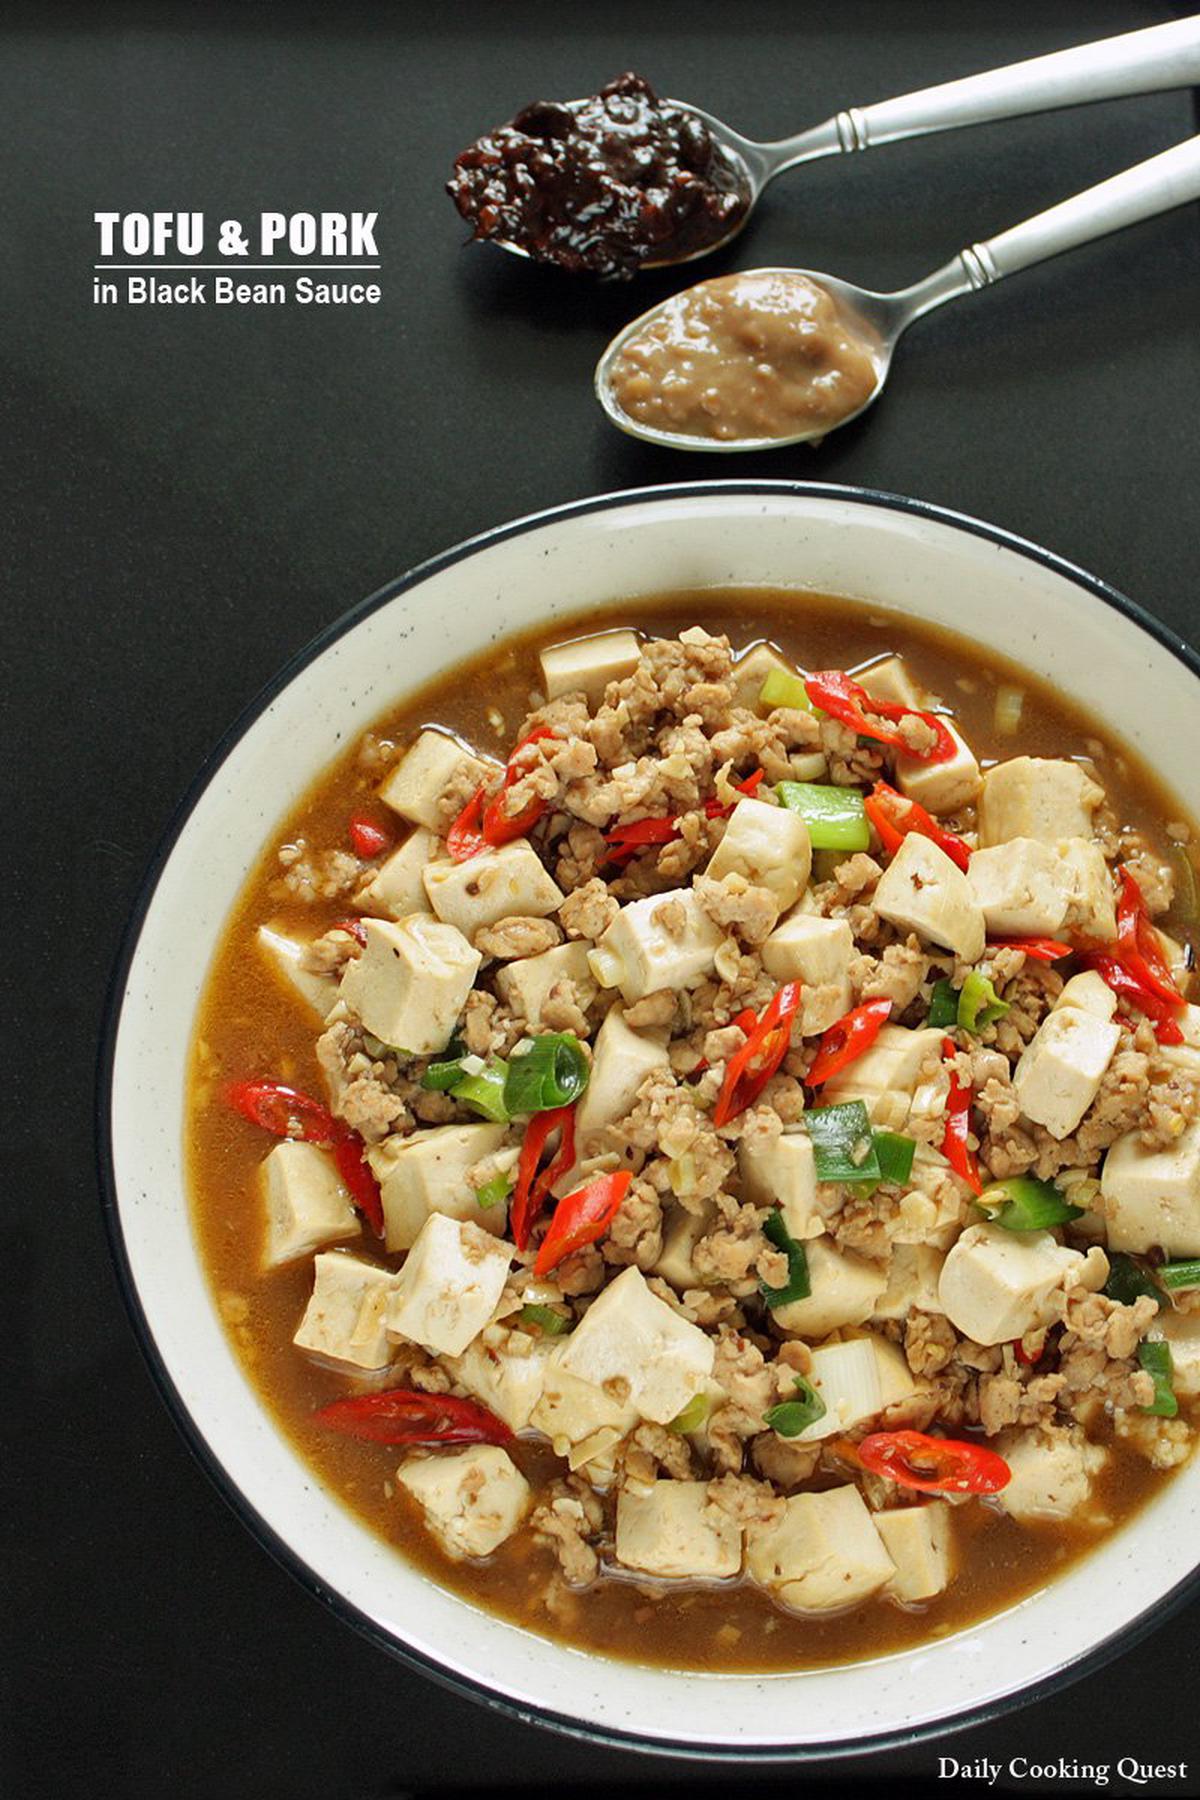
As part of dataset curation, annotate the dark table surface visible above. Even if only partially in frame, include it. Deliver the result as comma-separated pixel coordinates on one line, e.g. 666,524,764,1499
5,3,1200,1795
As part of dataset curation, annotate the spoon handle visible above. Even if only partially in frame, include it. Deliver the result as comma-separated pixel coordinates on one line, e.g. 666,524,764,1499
845,17,1200,151
960,134,1200,288
767,17,1200,173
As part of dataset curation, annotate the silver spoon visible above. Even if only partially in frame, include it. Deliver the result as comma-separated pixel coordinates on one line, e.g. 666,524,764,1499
626,15,1200,269
596,134,1200,453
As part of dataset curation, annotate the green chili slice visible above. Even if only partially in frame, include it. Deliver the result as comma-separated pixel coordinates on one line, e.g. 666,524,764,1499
503,1033,590,1115
775,781,870,852
805,1100,882,1183
1160,1259,1200,1293
518,1303,571,1337
764,1376,827,1438
1103,1253,1163,1310
758,1209,812,1309
957,969,1010,1034
1138,1340,1178,1417
927,979,959,1029
977,1176,1084,1232
758,668,812,713
669,1392,710,1434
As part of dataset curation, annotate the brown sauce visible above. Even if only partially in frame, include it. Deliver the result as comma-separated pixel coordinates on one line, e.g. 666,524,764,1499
447,72,750,279
188,588,1196,1672
609,271,882,441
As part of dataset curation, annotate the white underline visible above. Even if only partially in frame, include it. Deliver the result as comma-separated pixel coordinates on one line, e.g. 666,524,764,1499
93,264,381,271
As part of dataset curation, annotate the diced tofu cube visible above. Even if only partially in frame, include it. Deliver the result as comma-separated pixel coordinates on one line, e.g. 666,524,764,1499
423,839,563,938
729,642,797,712
557,1267,714,1425
857,655,927,711
977,757,1103,847
588,889,723,1004
260,1140,359,1269
1102,1118,1200,1256
494,940,597,1028
529,1361,638,1472
256,922,339,1021
746,1486,895,1612
1150,1311,1200,1399
1013,1006,1120,1139
338,915,481,1055
539,630,641,706
1054,970,1118,1021
396,1446,530,1559
760,912,854,1035
895,722,981,815
967,838,1070,939
994,1424,1107,1524
873,834,985,961
444,1332,552,1431
615,1480,742,1579
786,1337,885,1442
1057,837,1117,940
368,1122,509,1251
379,729,498,832
822,1024,945,1132
385,1213,511,1357
356,828,437,919
292,1251,394,1369
653,1201,716,1291
873,1244,946,1320
938,1222,1105,1346
574,1006,670,1146
738,1131,822,1240
706,796,812,914
875,1503,954,1601
773,1238,887,1338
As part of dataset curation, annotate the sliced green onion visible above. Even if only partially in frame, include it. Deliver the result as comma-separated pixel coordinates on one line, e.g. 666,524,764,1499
1170,844,1199,925
1103,1253,1163,1310
927,979,959,1029
872,1130,916,1186
758,1209,812,1309
993,684,1025,737
805,1100,882,1183
758,668,812,713
764,1376,826,1438
669,1392,710,1434
957,970,1010,1034
977,1176,1084,1232
451,1059,511,1123
518,1302,571,1337
474,1171,514,1210
1138,1340,1178,1417
1159,1260,1200,1293
776,781,870,852
503,1033,590,1115
422,1056,467,1092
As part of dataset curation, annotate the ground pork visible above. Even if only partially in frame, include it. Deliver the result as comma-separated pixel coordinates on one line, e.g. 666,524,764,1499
558,875,619,940
616,1069,736,1204
529,1477,605,1586
276,840,363,903
1112,1409,1194,1468
619,1422,695,1485
693,1202,769,1287
905,1311,959,1378
473,915,562,959
1141,1055,1200,1147
622,989,678,1030
539,980,594,1037
977,1369,1067,1435
849,936,930,1012
705,1471,784,1529
301,926,362,975
750,1433,821,1490
1121,843,1175,916
600,1176,664,1270
694,872,780,946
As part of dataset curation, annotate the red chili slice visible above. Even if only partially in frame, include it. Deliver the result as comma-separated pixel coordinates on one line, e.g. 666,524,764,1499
313,1388,513,1446
510,1102,578,1252
863,780,971,871
806,998,893,1087
940,1037,982,1195
348,814,392,859
446,727,559,862
226,1078,383,1234
330,916,368,946
704,768,767,819
713,983,803,1128
1079,952,1185,1045
603,815,679,866
533,1171,633,1276
805,671,957,764
1113,867,1185,1007
1013,1338,1044,1367
855,1429,1011,1495
446,784,487,861
986,937,1072,962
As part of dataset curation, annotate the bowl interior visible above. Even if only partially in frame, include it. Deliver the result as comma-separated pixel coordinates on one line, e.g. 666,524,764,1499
104,483,1200,1756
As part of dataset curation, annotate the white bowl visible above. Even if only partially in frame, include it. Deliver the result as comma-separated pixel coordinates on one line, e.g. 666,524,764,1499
100,482,1200,1760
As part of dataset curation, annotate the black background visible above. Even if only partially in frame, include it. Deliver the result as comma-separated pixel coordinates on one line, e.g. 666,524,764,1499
5,3,1200,1795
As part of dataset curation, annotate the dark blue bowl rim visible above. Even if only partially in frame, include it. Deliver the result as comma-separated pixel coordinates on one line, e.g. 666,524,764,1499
95,479,1200,1765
